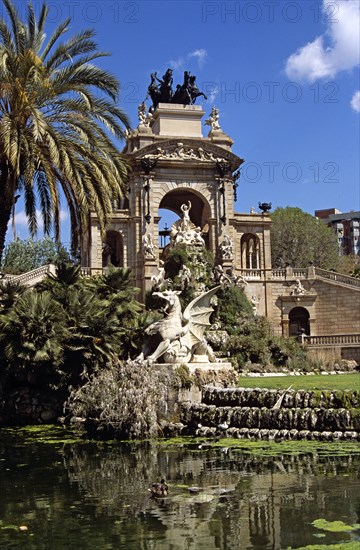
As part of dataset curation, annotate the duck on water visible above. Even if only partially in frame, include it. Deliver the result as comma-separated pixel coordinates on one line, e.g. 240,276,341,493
149,479,169,498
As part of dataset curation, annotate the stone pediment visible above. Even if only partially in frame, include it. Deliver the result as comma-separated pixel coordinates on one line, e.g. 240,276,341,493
280,294,317,305
130,139,243,172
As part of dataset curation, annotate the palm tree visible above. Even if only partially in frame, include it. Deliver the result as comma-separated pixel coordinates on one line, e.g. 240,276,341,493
0,279,27,311
0,291,68,386
0,0,130,263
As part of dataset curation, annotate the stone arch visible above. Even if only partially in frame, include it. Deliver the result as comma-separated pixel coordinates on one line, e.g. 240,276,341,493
241,233,261,269
288,306,310,336
102,230,123,267
158,186,212,228
158,187,212,248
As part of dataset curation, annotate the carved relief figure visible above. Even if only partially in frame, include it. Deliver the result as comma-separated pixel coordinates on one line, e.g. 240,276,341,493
142,144,227,164
138,102,152,127
143,233,156,259
205,106,221,131
251,295,260,315
291,279,306,296
151,260,166,289
219,235,233,260
137,287,220,364
178,264,191,289
180,201,191,230
170,202,205,247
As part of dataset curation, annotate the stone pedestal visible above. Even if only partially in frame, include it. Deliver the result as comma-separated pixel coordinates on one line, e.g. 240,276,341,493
184,361,233,373
151,103,205,137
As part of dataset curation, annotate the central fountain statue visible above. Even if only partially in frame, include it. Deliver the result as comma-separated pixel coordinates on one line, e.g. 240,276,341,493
169,201,205,247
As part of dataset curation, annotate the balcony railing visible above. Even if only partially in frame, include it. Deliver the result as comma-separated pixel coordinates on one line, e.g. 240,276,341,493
304,334,360,347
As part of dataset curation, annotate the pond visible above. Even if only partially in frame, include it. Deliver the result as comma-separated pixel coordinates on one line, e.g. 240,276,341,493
0,427,359,550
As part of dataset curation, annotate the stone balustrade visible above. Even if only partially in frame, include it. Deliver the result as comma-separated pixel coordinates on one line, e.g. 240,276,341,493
236,266,360,289
314,267,360,289
304,334,360,347
4,264,56,286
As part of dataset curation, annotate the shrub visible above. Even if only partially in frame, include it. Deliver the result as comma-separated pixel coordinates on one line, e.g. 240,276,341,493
0,291,68,388
65,359,172,439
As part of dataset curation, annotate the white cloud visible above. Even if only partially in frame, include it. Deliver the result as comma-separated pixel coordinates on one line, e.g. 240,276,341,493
206,85,220,104
13,210,30,228
169,49,208,72
188,49,208,69
60,210,69,222
285,0,360,82
169,57,185,71
350,90,360,112
14,209,69,230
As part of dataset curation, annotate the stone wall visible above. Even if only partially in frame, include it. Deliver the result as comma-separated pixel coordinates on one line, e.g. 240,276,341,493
169,387,360,441
314,280,360,334
263,277,360,337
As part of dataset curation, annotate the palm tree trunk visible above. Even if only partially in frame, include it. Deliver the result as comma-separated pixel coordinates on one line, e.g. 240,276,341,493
0,165,16,265
0,203,12,265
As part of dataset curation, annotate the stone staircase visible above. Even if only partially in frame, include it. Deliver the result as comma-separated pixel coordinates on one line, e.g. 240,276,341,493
3,264,56,286
173,386,360,441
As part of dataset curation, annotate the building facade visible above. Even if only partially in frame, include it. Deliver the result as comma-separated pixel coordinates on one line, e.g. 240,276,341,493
82,104,360,340
315,208,360,256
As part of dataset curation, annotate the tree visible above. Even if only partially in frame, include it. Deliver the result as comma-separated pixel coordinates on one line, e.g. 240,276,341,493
0,279,27,311
0,291,68,386
0,0,130,263
271,207,339,269
1,237,70,274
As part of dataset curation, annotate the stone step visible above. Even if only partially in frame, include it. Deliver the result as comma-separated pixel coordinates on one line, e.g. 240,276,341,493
202,387,359,409
180,402,360,433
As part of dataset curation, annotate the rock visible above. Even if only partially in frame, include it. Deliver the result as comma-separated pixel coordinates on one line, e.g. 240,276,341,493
40,410,56,421
188,487,201,493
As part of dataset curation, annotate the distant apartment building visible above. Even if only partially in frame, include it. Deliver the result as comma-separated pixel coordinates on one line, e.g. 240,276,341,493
315,208,360,256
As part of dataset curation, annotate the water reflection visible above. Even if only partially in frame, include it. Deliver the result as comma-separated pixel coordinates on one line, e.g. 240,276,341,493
0,432,359,550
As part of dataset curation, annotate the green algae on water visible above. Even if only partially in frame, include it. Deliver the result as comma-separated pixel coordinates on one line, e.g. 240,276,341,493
0,425,83,445
286,543,360,550
157,437,360,457
311,519,357,532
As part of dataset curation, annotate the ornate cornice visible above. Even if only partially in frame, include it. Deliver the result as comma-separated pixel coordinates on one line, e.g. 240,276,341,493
127,138,243,172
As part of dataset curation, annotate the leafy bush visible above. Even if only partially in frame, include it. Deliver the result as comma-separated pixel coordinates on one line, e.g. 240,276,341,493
269,335,307,367
2,237,70,274
0,291,69,387
214,286,253,334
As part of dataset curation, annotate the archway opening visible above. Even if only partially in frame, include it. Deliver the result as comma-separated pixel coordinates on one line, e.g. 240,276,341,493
289,306,310,336
102,230,123,267
158,189,211,251
241,233,260,269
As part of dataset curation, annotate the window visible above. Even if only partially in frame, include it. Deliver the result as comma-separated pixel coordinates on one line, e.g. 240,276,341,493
241,234,260,269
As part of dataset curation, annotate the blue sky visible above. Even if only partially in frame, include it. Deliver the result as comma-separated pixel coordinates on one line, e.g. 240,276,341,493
4,0,360,246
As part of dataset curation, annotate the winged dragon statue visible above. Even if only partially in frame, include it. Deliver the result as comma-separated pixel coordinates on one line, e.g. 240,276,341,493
137,287,220,364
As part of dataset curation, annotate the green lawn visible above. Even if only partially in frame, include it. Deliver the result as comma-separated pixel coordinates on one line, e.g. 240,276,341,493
238,373,360,391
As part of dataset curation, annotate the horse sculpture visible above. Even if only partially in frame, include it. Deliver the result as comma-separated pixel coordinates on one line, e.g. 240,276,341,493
172,71,192,104
137,287,220,364
146,72,161,110
157,69,173,103
188,75,207,104
146,69,207,110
